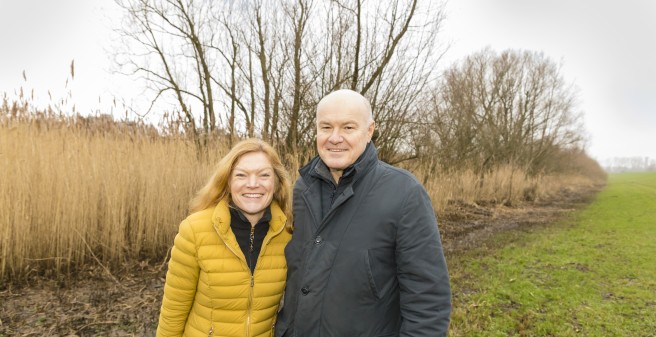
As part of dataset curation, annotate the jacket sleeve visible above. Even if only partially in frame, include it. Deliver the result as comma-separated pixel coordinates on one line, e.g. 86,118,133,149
157,219,200,337
396,183,451,337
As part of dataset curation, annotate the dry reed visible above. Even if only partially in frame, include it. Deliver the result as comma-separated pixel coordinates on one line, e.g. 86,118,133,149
0,112,604,283
0,116,227,282
421,165,601,213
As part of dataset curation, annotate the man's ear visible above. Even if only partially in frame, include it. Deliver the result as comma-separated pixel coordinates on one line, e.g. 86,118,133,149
367,122,376,142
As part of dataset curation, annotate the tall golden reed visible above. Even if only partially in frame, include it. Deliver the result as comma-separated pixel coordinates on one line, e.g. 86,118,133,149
0,113,603,283
418,165,601,212
0,116,226,282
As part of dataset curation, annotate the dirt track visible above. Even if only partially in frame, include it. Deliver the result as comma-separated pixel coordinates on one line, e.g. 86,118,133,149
0,184,604,336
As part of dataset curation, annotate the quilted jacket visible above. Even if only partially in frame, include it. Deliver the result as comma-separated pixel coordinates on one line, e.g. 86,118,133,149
275,143,451,337
157,198,291,337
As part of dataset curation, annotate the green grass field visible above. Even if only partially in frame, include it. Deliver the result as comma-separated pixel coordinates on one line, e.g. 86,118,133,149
448,172,656,337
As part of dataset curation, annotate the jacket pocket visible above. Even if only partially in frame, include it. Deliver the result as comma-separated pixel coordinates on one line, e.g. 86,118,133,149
364,250,381,300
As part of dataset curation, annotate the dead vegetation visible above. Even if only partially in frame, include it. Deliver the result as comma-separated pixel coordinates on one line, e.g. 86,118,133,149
0,263,164,336
440,183,604,255
0,112,604,283
0,182,603,336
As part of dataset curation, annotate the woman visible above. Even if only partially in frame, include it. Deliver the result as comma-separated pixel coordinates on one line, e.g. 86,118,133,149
157,138,292,337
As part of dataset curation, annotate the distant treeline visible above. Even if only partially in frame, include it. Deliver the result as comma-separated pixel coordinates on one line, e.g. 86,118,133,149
602,157,656,172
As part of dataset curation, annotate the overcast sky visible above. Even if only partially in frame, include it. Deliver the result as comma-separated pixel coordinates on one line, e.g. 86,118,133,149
1,0,655,161
441,0,656,161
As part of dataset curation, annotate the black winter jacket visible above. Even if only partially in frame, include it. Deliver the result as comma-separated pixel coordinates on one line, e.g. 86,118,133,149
275,144,451,337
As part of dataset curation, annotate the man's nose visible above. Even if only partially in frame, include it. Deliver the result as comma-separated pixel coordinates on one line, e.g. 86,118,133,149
328,129,343,143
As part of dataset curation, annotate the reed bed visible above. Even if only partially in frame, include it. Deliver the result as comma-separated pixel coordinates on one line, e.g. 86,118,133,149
423,165,601,213
0,117,227,282
0,114,603,283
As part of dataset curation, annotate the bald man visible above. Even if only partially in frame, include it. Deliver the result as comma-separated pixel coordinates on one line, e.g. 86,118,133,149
275,89,451,337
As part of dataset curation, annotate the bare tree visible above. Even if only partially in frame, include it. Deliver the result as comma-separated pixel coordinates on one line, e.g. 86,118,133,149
426,48,584,175
114,0,223,156
310,0,447,163
114,0,448,162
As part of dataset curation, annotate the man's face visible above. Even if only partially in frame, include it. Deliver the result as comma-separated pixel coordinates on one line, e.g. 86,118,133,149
316,98,374,176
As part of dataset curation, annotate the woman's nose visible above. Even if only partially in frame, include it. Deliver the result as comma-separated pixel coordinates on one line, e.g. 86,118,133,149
246,175,259,187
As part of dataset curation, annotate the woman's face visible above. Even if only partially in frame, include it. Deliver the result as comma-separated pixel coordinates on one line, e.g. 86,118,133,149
230,151,276,225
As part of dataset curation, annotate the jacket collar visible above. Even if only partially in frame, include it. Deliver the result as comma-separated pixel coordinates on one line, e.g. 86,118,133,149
229,204,272,229
212,198,286,234
300,142,378,184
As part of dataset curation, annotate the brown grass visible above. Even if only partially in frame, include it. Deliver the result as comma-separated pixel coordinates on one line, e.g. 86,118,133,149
0,107,604,283
422,166,601,213
0,113,228,283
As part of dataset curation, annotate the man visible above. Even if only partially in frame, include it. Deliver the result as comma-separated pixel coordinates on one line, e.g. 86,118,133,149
275,89,451,337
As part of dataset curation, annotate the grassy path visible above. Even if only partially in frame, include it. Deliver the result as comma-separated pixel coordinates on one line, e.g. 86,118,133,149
448,173,656,337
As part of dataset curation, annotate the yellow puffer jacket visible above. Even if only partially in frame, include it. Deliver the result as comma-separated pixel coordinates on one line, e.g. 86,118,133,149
156,198,291,337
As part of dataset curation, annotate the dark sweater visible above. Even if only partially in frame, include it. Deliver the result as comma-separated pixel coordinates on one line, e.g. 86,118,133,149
229,206,271,274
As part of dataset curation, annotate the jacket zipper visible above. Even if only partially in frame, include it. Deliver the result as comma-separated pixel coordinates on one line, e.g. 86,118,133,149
246,225,255,337
208,298,214,336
